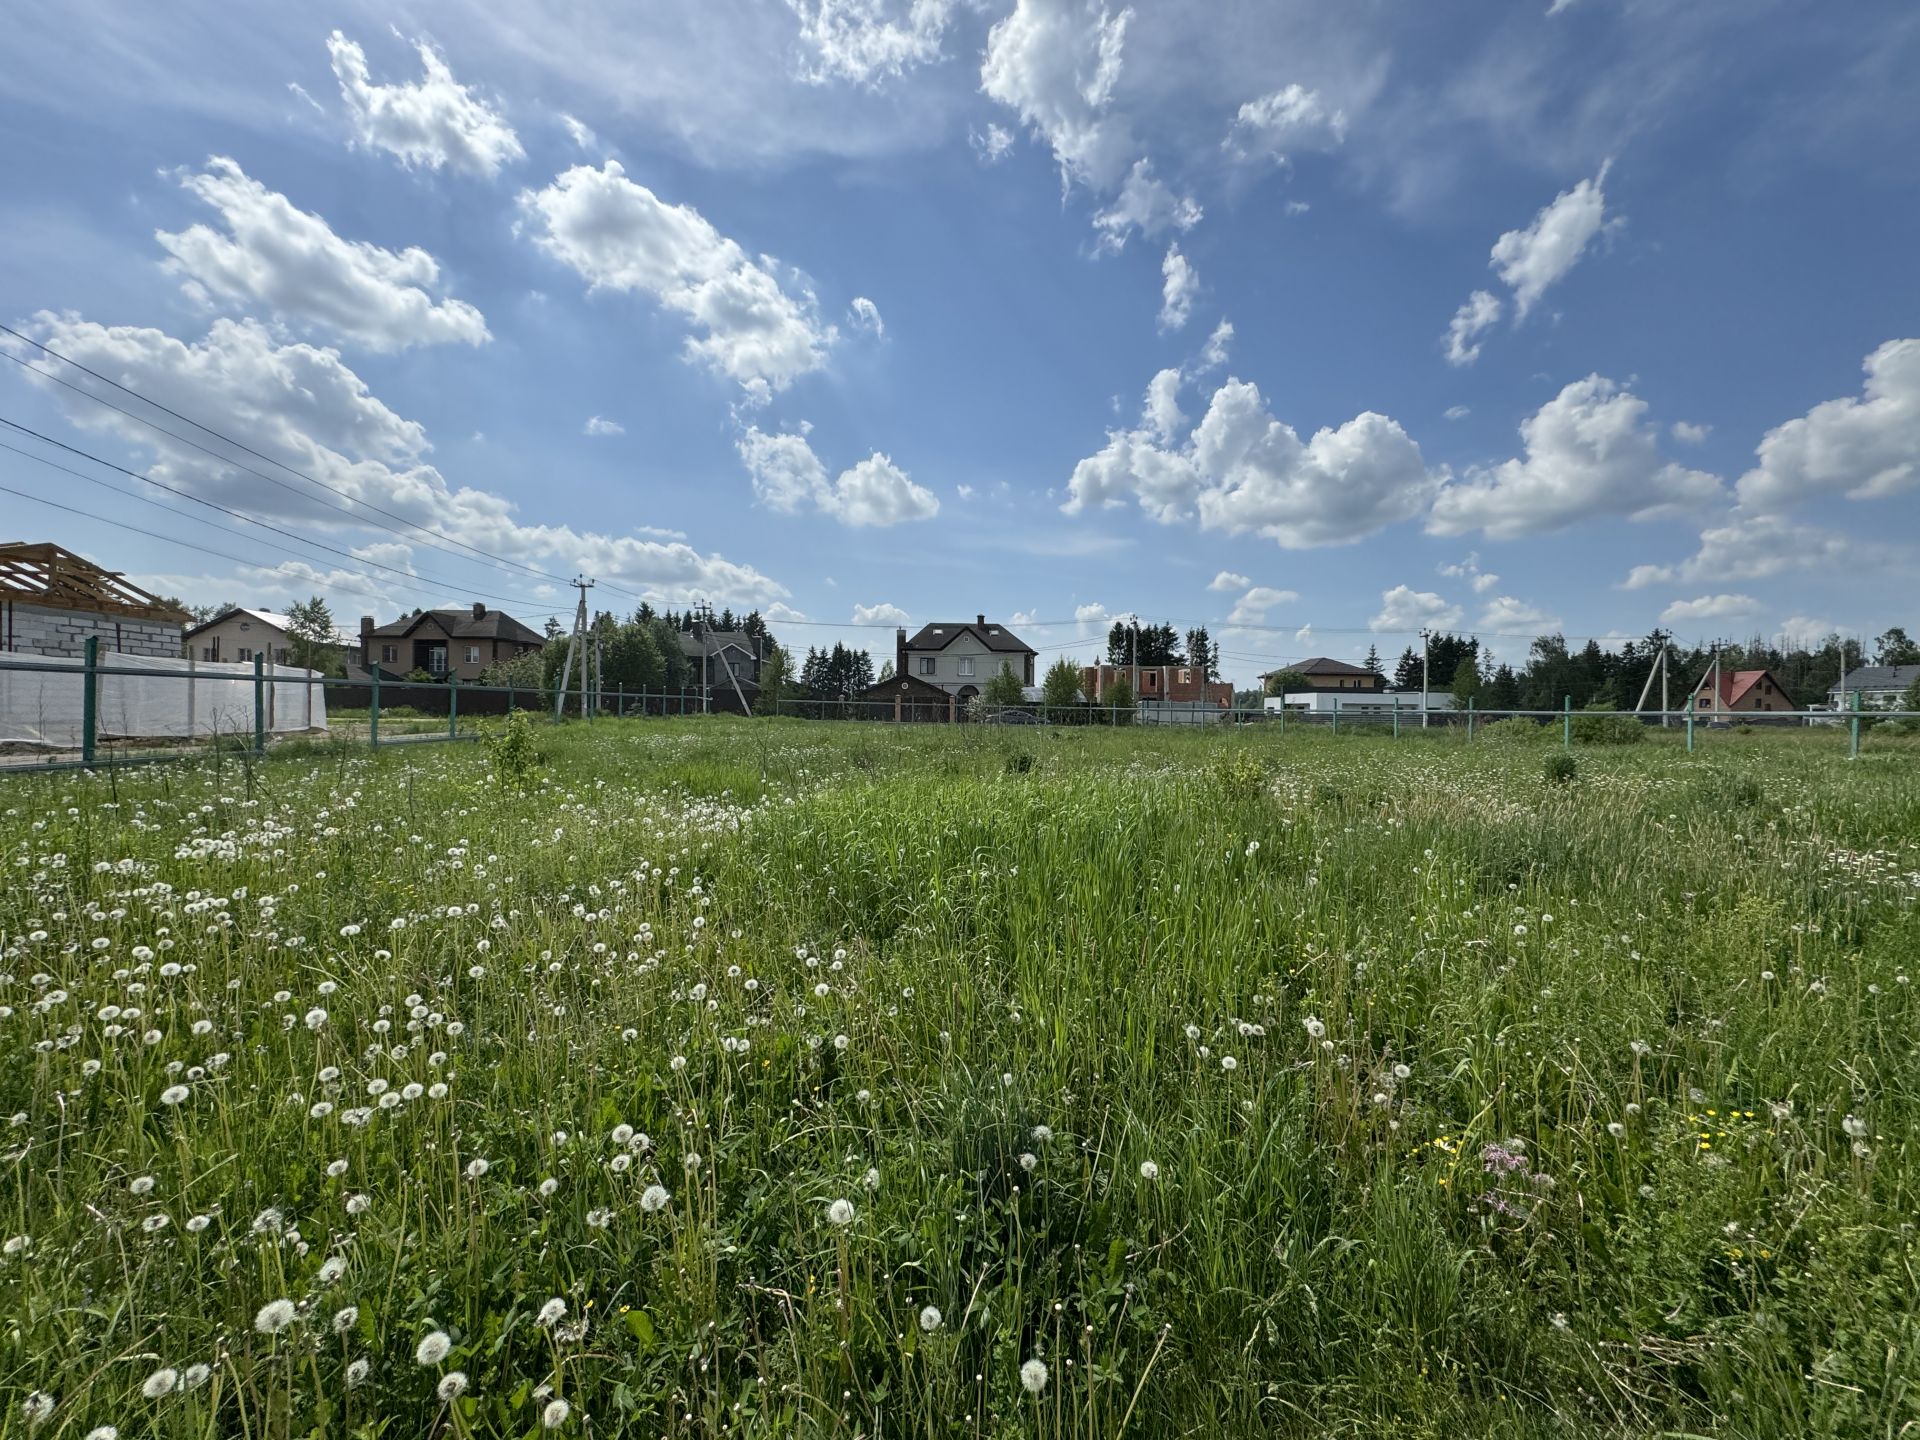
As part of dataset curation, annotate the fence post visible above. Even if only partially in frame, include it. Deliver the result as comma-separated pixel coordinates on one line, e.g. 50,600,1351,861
448,672,459,739
1467,697,1476,742
1332,696,1340,735
1685,697,1694,753
1562,695,1572,749
370,667,382,749
618,684,625,718
1850,688,1862,760
253,652,266,755
1392,702,1399,739
81,635,99,765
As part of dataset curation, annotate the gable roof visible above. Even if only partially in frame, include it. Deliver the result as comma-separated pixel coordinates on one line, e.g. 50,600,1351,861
183,606,292,640
904,619,1035,655
1696,668,1785,706
679,628,757,659
1838,664,1920,691
1257,657,1378,679
368,607,544,645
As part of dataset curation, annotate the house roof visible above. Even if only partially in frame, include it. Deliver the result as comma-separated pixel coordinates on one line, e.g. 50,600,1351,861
904,619,1035,655
367,607,544,646
0,541,190,623
1696,668,1783,706
679,628,757,658
1837,664,1920,690
1256,656,1378,679
183,606,292,640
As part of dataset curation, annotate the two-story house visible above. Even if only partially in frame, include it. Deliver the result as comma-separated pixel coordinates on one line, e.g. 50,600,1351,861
1692,666,1794,718
894,616,1036,705
1255,657,1387,693
360,604,545,681
679,620,761,713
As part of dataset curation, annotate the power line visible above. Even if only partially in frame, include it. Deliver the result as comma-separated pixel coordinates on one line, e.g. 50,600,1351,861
0,322,581,588
0,417,558,611
0,474,427,605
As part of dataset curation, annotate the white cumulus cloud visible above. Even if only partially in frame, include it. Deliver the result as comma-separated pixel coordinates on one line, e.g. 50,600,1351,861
1228,586,1299,625
583,415,624,436
737,425,939,526
1661,593,1760,625
10,312,786,606
327,30,524,178
1443,290,1501,368
1490,162,1614,319
1371,585,1462,633
1621,513,1883,590
1158,243,1197,333
1222,84,1347,162
1736,338,1920,510
1478,596,1562,632
1208,570,1250,592
788,0,957,85
155,158,489,353
1065,368,1438,548
1428,375,1722,539
852,601,911,624
520,161,835,396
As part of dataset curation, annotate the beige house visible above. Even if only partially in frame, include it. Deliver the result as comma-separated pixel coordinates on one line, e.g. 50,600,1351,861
184,608,298,664
894,616,1036,704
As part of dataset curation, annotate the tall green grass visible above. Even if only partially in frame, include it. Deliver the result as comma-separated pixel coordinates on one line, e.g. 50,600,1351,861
1,720,1914,1437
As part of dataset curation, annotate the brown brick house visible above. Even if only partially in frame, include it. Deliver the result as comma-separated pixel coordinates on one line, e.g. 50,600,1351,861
359,604,544,681
1256,657,1387,693
1080,663,1232,707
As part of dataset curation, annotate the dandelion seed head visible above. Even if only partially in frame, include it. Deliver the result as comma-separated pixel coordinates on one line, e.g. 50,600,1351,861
1020,1358,1049,1394
415,1330,452,1365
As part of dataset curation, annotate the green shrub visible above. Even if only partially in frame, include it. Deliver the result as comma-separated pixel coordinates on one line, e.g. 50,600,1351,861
1543,750,1577,783
1210,749,1270,800
1571,711,1645,745
1480,716,1552,743
485,709,544,788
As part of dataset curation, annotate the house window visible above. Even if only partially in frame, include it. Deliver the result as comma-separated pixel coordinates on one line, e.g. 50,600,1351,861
382,645,398,663
237,647,252,662
918,657,936,676
1178,668,1191,684
957,657,975,677
200,646,214,661
466,645,481,663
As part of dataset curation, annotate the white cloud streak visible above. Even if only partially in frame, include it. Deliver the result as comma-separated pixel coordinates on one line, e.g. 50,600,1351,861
156,158,489,352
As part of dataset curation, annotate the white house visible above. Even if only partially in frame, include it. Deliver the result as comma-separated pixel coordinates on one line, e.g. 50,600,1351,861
1830,665,1920,711
893,617,1036,704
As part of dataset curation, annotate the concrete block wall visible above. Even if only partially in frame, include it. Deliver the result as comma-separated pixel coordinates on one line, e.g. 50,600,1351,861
1,601,184,658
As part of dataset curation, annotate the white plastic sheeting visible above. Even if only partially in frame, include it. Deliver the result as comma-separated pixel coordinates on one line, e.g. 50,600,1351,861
0,651,328,748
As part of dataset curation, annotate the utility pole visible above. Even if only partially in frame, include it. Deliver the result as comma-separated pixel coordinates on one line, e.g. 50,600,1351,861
554,576,594,722
1420,627,1431,729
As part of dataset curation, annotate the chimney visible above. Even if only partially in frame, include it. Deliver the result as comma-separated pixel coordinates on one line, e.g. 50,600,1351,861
896,625,907,678
976,613,986,626
472,602,486,620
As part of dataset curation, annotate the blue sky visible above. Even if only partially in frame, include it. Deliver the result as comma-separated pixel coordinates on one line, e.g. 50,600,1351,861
3,0,1916,686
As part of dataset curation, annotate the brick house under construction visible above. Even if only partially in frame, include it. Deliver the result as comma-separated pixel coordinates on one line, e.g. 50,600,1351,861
0,541,189,657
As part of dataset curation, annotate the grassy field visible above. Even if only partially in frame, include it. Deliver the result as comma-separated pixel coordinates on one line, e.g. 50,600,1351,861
2,719,1916,1438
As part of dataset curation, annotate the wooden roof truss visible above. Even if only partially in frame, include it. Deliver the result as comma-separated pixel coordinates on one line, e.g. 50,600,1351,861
0,542,190,623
